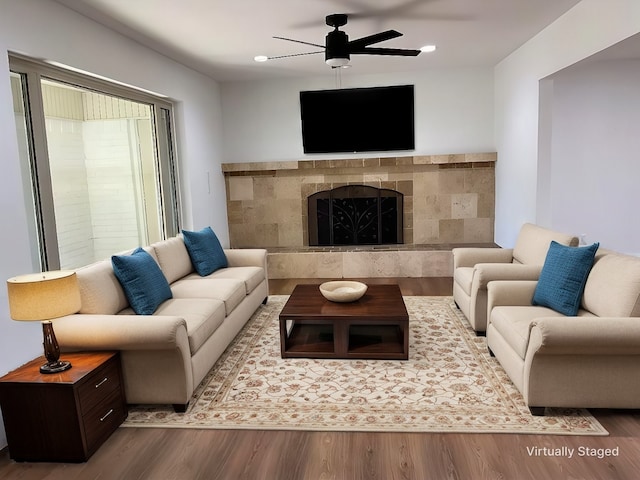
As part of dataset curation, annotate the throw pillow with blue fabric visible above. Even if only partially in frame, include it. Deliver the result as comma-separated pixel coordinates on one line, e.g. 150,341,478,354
112,247,173,315
532,241,599,316
182,226,228,276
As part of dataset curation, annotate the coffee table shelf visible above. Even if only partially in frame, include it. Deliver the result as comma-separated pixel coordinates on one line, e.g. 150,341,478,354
286,323,335,355
348,325,405,355
279,284,409,360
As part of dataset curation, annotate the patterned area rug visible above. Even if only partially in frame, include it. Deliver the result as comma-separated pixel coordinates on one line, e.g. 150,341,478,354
123,296,607,435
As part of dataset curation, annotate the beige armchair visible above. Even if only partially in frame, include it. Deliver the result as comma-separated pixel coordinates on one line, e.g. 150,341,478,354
486,250,640,415
452,223,578,333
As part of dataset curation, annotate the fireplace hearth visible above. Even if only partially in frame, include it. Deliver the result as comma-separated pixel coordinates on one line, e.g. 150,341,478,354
308,185,403,246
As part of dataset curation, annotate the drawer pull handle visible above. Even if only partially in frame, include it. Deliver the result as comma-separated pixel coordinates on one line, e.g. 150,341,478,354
95,377,108,388
100,409,114,422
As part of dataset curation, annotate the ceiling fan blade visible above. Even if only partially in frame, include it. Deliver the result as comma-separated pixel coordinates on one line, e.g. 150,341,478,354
348,30,402,49
273,36,325,49
350,47,421,56
330,0,453,21
337,0,432,16
267,51,324,60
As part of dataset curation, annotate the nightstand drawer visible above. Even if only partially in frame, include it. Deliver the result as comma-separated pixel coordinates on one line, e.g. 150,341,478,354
78,356,121,413
83,388,127,453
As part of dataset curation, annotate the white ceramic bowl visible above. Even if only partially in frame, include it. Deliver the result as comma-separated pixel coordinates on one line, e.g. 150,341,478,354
319,281,368,303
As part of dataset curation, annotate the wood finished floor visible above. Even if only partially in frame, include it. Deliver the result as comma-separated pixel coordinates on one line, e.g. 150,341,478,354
1,277,639,480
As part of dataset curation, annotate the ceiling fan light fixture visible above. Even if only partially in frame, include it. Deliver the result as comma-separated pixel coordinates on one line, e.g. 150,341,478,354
273,13,422,68
420,45,437,53
326,57,350,67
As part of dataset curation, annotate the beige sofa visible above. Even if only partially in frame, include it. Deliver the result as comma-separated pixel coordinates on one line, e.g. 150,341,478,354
486,249,640,415
54,236,269,412
452,223,579,334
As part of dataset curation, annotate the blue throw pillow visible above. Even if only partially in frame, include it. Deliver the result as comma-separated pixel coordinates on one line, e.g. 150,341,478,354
112,248,173,315
532,241,599,316
182,227,228,276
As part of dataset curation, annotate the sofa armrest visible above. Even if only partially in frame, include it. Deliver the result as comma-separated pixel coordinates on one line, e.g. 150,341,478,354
54,314,189,351
452,247,514,269
224,248,268,270
528,317,640,355
473,263,543,289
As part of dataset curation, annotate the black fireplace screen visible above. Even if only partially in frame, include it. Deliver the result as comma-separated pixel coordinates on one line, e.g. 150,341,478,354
308,185,403,246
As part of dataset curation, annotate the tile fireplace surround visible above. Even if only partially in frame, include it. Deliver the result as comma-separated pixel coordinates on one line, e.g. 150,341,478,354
222,153,496,279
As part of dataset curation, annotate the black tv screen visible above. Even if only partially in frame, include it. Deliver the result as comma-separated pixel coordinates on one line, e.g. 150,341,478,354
300,85,415,154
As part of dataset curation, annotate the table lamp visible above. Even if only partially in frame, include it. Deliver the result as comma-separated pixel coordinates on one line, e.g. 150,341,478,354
6,270,81,374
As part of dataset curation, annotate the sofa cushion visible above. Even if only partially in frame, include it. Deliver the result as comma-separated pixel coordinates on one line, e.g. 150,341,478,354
183,227,228,276
582,253,640,317
120,298,226,354
76,260,129,315
112,248,173,315
157,299,225,354
453,267,474,296
512,223,579,266
532,242,599,316
490,306,566,359
151,237,194,283
170,278,246,316
187,266,264,295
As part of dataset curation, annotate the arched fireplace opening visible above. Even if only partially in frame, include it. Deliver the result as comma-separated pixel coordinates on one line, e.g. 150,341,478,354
308,185,403,246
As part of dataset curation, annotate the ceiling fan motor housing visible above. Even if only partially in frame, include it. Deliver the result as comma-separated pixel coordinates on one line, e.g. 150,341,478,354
326,29,350,63
325,14,348,28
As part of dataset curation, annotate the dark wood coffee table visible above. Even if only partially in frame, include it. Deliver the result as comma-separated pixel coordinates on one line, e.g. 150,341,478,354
279,284,409,360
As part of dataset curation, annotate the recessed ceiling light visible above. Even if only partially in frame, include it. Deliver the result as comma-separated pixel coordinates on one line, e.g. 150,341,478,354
254,55,268,62
420,45,437,53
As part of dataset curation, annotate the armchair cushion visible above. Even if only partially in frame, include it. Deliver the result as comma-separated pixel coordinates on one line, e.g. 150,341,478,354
532,242,599,316
582,252,640,318
512,223,579,265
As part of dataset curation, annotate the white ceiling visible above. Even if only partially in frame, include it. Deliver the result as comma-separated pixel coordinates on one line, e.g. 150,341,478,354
55,0,582,82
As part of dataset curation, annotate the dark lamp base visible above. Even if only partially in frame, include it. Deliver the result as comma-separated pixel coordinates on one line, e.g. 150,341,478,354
40,360,72,374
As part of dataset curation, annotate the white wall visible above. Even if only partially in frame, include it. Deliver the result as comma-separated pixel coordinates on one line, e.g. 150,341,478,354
0,0,226,449
221,68,494,163
540,59,640,254
494,0,640,247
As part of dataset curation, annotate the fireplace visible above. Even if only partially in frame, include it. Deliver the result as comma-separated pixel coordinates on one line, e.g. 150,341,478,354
308,185,403,246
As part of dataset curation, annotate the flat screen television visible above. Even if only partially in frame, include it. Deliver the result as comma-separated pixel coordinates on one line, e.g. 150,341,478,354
300,85,415,154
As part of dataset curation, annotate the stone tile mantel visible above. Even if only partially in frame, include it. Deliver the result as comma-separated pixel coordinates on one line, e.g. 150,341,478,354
222,152,497,250
221,153,496,175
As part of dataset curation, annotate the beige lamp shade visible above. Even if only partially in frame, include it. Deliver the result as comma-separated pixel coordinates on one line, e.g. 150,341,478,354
6,270,81,321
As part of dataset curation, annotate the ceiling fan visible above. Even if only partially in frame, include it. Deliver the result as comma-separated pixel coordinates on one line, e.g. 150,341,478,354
267,14,421,68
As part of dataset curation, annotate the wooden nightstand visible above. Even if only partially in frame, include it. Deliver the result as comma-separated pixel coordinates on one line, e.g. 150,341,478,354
0,351,127,462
